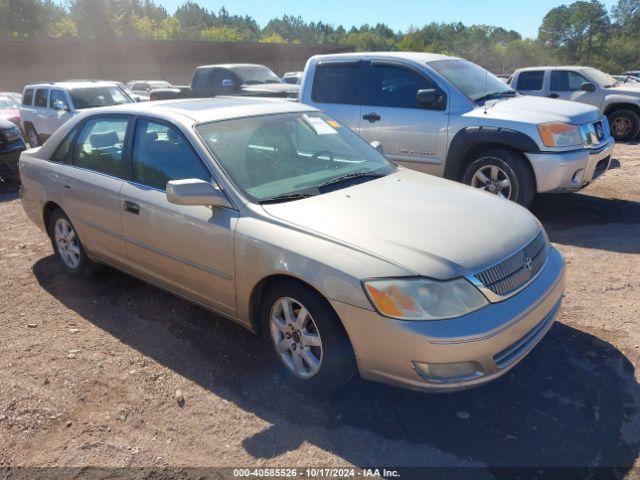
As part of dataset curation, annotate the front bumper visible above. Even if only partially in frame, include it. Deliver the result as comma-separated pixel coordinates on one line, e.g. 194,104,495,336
331,247,565,392
0,143,25,180
526,136,614,193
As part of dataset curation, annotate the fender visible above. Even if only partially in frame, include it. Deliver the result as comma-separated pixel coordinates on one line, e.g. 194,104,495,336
444,126,540,180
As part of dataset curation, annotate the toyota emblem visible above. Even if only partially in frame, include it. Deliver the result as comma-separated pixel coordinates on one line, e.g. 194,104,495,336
523,256,533,272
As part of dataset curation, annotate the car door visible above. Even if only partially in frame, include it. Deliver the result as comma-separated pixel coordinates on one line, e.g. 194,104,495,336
307,61,364,133
513,70,546,97
548,70,602,108
119,117,238,315
45,89,73,135
58,115,130,266
32,88,50,137
358,61,449,175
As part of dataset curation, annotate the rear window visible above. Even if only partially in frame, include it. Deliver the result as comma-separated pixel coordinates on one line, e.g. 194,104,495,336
312,63,363,105
69,86,133,109
34,89,49,107
516,71,544,91
193,69,211,88
23,89,34,106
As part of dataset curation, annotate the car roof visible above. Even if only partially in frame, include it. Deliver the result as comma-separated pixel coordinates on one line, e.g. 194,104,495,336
81,97,317,124
515,66,597,72
310,51,458,63
24,81,120,90
195,63,271,70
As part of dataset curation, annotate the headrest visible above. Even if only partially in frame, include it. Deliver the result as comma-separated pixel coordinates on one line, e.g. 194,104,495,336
89,131,119,149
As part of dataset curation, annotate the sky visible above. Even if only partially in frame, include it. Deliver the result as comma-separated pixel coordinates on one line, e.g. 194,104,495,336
155,0,619,38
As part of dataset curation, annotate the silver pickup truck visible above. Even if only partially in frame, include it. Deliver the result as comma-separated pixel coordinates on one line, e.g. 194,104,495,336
511,66,640,142
299,52,614,207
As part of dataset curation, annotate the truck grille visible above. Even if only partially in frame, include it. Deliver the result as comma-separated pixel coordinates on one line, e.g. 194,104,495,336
581,119,607,147
473,231,548,297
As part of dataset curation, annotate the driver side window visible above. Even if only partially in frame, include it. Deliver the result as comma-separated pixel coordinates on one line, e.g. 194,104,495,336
132,119,211,190
550,71,589,92
370,64,436,108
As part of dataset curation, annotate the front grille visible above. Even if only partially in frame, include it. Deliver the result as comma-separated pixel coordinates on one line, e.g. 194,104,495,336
474,231,548,297
581,119,607,147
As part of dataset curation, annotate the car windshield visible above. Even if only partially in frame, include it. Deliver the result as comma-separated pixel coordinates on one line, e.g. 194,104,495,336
148,81,171,89
429,59,515,103
70,86,133,109
586,68,619,88
0,96,19,109
231,66,283,85
196,112,395,203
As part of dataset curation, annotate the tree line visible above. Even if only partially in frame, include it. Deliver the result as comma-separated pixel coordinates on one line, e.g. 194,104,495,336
0,0,639,74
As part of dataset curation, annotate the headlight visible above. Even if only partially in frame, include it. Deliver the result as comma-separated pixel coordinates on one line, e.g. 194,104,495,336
363,277,489,321
538,122,582,147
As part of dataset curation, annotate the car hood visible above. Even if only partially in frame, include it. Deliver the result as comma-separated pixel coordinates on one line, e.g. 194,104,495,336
485,95,601,125
605,84,640,93
261,168,541,279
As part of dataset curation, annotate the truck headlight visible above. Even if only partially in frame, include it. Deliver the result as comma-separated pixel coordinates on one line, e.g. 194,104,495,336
363,277,488,321
538,122,582,147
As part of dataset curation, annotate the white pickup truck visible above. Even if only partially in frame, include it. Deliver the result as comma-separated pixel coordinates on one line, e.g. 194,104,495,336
511,66,640,142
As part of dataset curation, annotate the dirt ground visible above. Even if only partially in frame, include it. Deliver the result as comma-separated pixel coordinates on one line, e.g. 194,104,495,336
1,144,639,478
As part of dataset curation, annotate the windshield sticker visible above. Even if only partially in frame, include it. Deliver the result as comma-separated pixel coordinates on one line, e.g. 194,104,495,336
327,120,341,128
303,115,338,135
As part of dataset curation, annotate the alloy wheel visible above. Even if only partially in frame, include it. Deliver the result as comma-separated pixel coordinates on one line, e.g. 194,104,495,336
269,297,323,379
54,218,81,269
612,116,632,138
470,164,512,199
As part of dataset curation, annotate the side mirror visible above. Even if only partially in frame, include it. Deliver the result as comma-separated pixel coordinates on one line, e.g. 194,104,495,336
580,82,596,93
52,100,68,111
166,178,232,208
370,140,384,153
222,79,234,89
417,88,446,110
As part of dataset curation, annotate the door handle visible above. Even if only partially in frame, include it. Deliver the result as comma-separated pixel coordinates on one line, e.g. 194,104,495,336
363,112,381,123
63,184,71,190
123,200,140,215
548,93,559,98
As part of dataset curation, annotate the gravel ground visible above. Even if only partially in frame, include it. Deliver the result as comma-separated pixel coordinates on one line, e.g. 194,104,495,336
1,144,639,478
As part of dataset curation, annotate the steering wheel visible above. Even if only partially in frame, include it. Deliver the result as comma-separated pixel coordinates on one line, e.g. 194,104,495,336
312,150,335,169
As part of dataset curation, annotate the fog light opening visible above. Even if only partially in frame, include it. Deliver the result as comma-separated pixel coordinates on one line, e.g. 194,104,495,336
413,361,483,383
571,169,585,185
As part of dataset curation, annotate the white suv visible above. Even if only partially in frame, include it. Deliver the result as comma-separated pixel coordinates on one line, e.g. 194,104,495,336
19,81,134,147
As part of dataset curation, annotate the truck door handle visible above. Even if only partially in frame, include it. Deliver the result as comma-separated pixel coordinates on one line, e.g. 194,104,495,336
123,200,140,215
363,112,381,123
548,93,559,99
63,184,71,190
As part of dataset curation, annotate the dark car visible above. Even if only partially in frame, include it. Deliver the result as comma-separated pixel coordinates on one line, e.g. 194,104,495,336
150,64,299,101
0,118,26,185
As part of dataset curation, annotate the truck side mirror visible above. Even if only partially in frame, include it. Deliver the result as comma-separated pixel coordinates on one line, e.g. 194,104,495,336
580,82,596,93
417,88,447,110
222,79,234,90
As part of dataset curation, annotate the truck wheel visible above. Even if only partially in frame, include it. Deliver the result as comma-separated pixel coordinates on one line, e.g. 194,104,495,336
608,109,640,142
260,280,357,395
25,124,41,148
462,149,535,208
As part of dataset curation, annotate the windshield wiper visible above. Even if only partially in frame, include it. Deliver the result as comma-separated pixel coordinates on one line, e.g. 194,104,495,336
259,192,316,204
474,90,517,103
314,170,386,190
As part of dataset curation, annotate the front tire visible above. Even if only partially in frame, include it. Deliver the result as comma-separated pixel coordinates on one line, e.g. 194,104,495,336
48,209,100,277
462,149,535,208
608,109,640,142
260,281,357,395
25,124,41,148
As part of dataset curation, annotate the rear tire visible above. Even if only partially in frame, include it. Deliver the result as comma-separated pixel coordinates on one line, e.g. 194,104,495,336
462,148,535,208
608,109,640,142
260,280,357,395
25,124,41,148
47,209,101,277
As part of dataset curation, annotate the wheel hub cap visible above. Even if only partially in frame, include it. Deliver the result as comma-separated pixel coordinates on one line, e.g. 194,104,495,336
269,297,323,379
470,163,512,199
54,218,81,269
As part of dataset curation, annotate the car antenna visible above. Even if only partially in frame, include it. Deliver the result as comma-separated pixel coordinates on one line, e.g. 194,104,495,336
483,61,489,115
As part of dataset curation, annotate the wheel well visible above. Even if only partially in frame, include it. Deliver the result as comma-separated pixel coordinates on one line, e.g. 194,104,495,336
42,201,62,235
248,274,331,335
604,103,640,118
453,143,537,190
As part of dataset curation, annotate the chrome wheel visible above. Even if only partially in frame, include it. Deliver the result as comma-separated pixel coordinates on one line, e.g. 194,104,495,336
27,128,39,147
470,164,512,199
54,218,81,269
611,116,632,138
269,297,323,379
